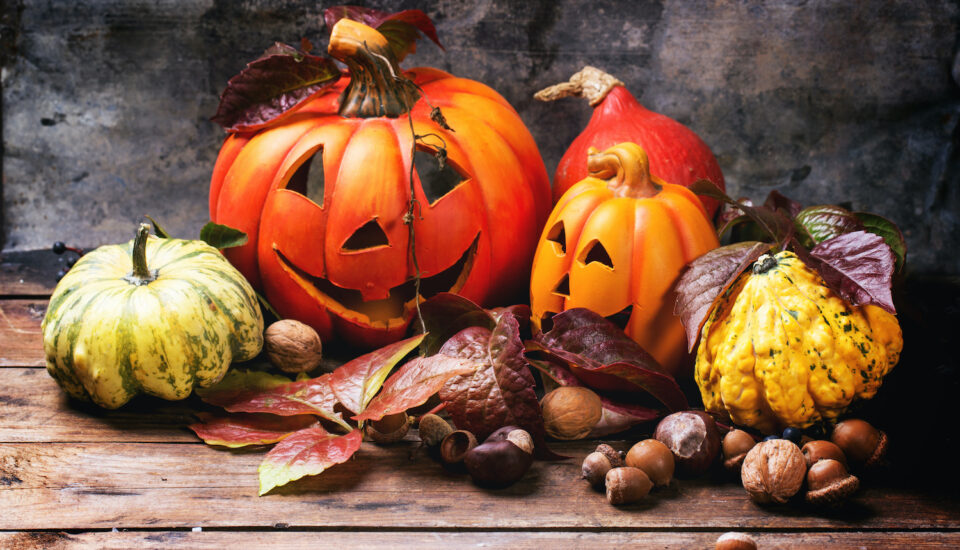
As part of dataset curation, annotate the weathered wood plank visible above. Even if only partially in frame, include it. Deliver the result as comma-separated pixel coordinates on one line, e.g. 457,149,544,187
4,530,960,550
1,440,957,531
0,368,201,443
0,300,46,367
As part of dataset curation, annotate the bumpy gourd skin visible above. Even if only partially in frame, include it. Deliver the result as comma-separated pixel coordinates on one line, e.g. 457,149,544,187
695,251,902,433
42,235,264,409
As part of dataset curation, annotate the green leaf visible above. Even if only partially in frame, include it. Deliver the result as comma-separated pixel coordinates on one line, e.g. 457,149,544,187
855,212,907,272
144,215,170,238
200,222,248,250
258,428,362,496
794,205,863,247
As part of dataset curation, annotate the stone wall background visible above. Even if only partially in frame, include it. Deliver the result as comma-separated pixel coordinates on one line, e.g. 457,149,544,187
2,0,958,274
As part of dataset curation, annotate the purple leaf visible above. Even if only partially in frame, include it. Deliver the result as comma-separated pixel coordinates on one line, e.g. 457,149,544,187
690,180,794,246
323,6,443,62
532,309,687,412
674,242,772,351
809,231,897,313
763,189,803,218
211,43,341,133
437,315,546,444
855,212,907,272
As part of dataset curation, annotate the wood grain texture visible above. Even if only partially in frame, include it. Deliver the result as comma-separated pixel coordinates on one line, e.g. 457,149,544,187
1,438,957,531
0,300,46,367
4,530,960,550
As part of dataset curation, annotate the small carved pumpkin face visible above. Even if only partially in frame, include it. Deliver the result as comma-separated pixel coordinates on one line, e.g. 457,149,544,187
530,143,719,375
211,65,550,348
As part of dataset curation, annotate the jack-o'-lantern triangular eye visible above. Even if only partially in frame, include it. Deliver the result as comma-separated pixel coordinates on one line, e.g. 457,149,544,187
287,147,325,207
342,219,389,251
546,221,566,255
578,239,614,269
553,274,570,297
415,148,465,205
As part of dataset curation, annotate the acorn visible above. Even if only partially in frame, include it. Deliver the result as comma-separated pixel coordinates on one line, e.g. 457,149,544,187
418,413,454,447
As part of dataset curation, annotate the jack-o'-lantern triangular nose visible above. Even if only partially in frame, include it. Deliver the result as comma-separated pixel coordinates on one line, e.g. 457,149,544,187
342,219,390,251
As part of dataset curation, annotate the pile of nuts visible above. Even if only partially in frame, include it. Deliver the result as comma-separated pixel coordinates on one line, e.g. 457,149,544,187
582,411,888,509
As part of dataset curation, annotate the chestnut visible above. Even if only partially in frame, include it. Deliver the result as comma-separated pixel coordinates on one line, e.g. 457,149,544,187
654,411,721,477
485,426,534,455
625,439,674,487
464,440,533,487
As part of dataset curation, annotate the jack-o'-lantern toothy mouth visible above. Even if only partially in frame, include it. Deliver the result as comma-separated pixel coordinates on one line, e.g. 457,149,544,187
275,234,480,328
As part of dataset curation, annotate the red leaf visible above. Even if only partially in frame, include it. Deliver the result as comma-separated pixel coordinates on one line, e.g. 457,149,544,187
419,293,497,356
327,334,425,415
532,309,687,412
258,428,362,495
189,412,317,448
809,230,897,313
674,242,772,351
199,370,348,431
764,189,803,218
438,315,546,443
323,6,443,61
353,355,475,422
211,43,341,133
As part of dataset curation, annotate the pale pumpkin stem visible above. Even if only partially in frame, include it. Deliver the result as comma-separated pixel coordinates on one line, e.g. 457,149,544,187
534,66,624,107
587,143,661,199
125,223,157,286
327,19,421,118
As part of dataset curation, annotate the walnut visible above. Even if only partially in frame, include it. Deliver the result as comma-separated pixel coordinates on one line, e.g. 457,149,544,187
540,386,603,440
741,439,807,504
264,319,323,373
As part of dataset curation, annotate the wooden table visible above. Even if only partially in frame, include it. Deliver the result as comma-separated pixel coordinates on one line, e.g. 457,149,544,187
2,251,958,549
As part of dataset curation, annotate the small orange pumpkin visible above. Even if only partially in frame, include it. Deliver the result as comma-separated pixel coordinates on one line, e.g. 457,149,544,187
530,142,719,375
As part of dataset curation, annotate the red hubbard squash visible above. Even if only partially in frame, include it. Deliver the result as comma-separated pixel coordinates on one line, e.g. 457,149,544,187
536,66,725,216
210,19,550,348
529,142,719,376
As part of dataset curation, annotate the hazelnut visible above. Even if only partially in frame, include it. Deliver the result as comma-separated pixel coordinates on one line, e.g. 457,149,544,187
805,458,859,507
801,440,847,469
831,419,887,468
540,386,603,440
722,429,756,474
741,439,807,504
485,426,534,455
417,414,453,447
264,319,323,373
605,467,653,505
715,532,758,550
464,440,533,487
440,430,477,464
582,444,624,488
654,411,721,477
366,412,410,444
625,439,674,487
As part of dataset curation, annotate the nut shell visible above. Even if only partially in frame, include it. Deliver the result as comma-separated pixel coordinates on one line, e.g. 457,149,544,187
605,467,653,505
541,386,603,440
741,439,807,504
440,430,477,464
715,532,758,550
264,319,323,373
625,439,675,487
366,412,411,444
805,458,859,507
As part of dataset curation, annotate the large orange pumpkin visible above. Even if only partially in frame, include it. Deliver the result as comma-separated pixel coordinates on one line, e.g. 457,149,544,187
210,19,550,348
530,142,718,375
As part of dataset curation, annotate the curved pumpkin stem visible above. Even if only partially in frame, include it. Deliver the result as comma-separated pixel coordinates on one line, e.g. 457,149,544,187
328,19,421,118
587,142,661,199
534,66,624,107
124,223,157,286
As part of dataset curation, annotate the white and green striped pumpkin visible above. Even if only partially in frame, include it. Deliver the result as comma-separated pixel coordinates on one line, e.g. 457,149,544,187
42,224,264,409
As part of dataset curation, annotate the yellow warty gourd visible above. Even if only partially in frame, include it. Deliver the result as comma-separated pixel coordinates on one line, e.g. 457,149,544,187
695,251,902,434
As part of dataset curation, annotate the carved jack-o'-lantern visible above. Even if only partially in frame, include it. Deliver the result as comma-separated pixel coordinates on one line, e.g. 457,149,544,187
530,143,718,376
210,20,551,347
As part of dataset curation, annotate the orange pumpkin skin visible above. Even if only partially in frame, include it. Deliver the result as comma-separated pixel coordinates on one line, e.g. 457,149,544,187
530,142,719,376
210,23,550,348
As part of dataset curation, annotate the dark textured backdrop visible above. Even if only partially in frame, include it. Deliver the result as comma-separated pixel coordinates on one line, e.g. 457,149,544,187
2,0,958,274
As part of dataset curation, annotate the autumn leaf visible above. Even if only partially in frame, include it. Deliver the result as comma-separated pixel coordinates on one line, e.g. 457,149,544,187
419,293,497,355
353,355,475,422
674,241,772,351
328,333,425,415
211,42,341,133
691,180,794,246
809,230,897,313
531,309,687,412
794,205,863,249
437,314,545,443
855,212,907,272
258,428,362,496
188,412,317,448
